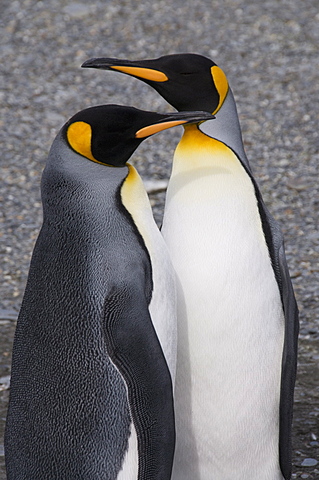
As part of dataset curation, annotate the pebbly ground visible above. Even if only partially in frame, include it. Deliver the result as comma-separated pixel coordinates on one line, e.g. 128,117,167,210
0,0,318,478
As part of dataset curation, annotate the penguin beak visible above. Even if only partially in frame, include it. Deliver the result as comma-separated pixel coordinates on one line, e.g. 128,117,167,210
82,57,168,82
135,111,214,138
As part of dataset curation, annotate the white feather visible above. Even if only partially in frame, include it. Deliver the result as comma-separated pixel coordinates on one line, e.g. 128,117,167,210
121,164,177,381
163,131,285,480
117,422,139,480
117,165,177,478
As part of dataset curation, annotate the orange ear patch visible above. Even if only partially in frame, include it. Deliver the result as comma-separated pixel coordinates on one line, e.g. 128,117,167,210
211,66,229,114
66,121,96,162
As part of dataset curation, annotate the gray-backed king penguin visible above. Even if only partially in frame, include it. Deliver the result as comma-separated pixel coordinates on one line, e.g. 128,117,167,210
4,103,213,480
82,54,299,480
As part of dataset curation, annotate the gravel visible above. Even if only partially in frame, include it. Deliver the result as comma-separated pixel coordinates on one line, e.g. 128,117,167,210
1,0,318,478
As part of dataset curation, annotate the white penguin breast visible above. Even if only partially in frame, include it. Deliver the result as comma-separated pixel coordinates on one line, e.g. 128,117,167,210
121,165,177,382
163,142,285,479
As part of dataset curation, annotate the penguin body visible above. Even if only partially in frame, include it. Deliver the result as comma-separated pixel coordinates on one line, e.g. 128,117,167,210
162,125,285,480
5,105,213,479
83,56,299,480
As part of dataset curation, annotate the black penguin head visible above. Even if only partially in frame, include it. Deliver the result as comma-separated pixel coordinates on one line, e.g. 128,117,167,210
64,104,214,166
82,54,229,114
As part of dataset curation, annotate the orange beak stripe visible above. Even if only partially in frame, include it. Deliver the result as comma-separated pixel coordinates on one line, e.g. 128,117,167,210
135,120,187,139
111,66,168,82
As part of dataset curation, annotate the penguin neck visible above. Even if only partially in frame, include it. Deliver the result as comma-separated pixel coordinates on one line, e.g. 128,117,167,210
163,123,266,250
199,88,251,171
120,164,157,247
169,124,248,193
177,124,239,167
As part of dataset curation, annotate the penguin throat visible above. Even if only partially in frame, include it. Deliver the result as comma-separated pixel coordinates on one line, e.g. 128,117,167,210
166,125,251,200
177,125,238,170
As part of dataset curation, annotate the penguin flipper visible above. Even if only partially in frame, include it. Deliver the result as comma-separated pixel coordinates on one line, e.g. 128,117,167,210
253,193,298,480
102,285,175,480
277,245,299,480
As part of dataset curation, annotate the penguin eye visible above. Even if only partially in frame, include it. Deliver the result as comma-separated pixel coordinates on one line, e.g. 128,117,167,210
180,71,199,76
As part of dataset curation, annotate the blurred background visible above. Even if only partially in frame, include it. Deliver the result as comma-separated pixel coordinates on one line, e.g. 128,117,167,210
0,0,318,478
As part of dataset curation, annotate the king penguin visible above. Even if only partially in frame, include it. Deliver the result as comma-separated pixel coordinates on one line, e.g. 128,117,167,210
4,103,213,480
82,54,299,480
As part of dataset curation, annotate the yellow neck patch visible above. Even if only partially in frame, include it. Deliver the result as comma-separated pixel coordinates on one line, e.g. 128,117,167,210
111,65,168,82
120,164,155,259
211,66,229,114
67,121,97,162
121,163,139,193
178,124,237,163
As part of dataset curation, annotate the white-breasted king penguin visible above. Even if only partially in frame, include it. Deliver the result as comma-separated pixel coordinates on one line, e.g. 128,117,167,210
82,54,299,480
4,104,213,480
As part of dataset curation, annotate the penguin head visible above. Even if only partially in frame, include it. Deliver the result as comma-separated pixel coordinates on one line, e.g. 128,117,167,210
64,104,214,166
82,54,229,114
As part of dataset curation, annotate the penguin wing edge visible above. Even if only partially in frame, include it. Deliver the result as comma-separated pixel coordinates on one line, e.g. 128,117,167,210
101,285,175,480
256,196,299,480
278,244,299,480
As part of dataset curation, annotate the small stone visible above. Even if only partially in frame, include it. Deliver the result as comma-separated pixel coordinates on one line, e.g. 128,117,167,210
63,3,92,18
287,177,308,191
45,111,65,127
290,270,302,278
144,179,168,194
301,458,318,467
0,376,11,391
0,308,18,321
